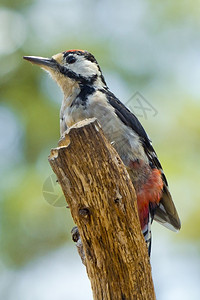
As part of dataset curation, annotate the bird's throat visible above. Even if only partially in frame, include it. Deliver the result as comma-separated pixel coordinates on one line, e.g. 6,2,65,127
51,71,80,103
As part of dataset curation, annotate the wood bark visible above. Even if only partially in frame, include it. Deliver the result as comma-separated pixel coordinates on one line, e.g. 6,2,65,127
48,118,156,300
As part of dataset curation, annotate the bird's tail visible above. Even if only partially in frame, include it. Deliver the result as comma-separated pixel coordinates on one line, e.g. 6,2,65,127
154,183,181,232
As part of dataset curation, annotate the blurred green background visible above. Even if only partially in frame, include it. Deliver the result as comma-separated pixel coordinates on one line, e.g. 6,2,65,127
0,0,200,299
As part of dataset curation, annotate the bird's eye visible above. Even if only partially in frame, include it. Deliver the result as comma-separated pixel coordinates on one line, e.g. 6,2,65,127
66,55,76,64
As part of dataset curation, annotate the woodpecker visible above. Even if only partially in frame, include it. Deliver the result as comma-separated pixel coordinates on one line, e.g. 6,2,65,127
24,50,181,255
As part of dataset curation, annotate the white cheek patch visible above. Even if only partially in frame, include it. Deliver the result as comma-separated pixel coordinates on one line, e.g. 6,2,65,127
68,56,99,78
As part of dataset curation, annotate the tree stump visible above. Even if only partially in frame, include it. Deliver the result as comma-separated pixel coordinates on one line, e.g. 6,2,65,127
48,118,155,300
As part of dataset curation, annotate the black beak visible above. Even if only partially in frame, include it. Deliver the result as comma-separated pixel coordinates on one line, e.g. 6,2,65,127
23,56,58,69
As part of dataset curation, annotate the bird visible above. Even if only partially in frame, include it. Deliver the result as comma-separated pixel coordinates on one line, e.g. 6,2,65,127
23,49,181,255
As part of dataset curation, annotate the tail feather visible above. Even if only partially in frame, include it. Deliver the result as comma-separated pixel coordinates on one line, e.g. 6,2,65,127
154,184,181,231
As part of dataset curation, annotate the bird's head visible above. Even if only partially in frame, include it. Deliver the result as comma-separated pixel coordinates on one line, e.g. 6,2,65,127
23,49,107,94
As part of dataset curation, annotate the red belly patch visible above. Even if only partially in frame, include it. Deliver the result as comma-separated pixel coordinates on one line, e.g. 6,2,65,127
136,169,163,229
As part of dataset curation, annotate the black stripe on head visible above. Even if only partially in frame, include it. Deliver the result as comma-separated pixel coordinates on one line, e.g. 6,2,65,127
83,51,98,63
58,63,98,85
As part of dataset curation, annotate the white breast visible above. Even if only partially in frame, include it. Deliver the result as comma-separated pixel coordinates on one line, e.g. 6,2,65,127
60,90,148,166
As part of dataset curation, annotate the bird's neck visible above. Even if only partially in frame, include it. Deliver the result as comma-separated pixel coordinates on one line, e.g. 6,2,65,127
59,73,107,110
61,81,81,107
51,72,80,104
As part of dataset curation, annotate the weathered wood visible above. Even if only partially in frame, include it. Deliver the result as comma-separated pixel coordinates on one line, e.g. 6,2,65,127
48,118,155,300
